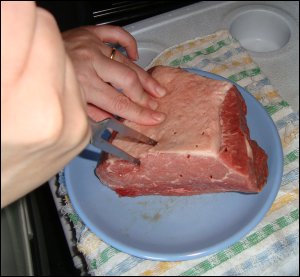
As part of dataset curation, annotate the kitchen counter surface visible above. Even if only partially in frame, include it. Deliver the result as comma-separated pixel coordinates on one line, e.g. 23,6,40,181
126,1,299,113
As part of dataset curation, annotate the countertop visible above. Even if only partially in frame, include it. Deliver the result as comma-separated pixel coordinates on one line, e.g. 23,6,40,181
125,1,299,113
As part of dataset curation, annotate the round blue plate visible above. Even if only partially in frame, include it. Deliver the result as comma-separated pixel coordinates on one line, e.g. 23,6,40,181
64,68,283,261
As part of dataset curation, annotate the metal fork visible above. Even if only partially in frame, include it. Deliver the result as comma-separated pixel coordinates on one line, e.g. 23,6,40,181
89,118,157,165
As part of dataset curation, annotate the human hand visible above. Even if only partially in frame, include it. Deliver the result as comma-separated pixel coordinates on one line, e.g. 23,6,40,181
1,2,90,207
62,25,167,124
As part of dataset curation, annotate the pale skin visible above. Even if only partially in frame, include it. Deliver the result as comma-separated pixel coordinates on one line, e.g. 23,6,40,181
62,25,167,123
1,1,166,208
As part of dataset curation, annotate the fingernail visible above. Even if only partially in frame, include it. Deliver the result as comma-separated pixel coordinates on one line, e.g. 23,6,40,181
152,112,166,122
155,86,167,97
148,99,159,110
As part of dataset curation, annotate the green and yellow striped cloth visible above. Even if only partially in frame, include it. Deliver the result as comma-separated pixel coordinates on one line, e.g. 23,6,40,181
58,30,299,275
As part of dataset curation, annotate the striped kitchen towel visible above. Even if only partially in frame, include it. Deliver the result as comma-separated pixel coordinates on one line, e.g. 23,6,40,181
58,29,299,276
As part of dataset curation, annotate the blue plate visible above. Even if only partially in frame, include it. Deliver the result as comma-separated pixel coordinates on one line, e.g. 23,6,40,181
64,68,283,261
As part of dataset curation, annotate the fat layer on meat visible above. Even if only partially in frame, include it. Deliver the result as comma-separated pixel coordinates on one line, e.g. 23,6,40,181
96,66,268,196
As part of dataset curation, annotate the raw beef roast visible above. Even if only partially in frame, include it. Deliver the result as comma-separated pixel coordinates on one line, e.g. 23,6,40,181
96,66,268,196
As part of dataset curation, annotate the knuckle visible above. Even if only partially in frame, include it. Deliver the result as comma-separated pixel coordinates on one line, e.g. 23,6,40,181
38,8,56,23
49,110,89,149
142,72,156,89
143,73,153,84
38,9,60,31
77,72,88,84
33,92,63,146
65,113,90,147
39,109,64,146
72,47,92,60
111,26,124,36
113,95,132,113
122,70,138,88
18,78,90,152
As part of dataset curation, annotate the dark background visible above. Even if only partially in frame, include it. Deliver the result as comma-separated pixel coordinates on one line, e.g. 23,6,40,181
37,1,201,31
31,1,201,275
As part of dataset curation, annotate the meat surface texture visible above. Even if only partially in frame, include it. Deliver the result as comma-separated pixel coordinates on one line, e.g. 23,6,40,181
96,66,268,197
